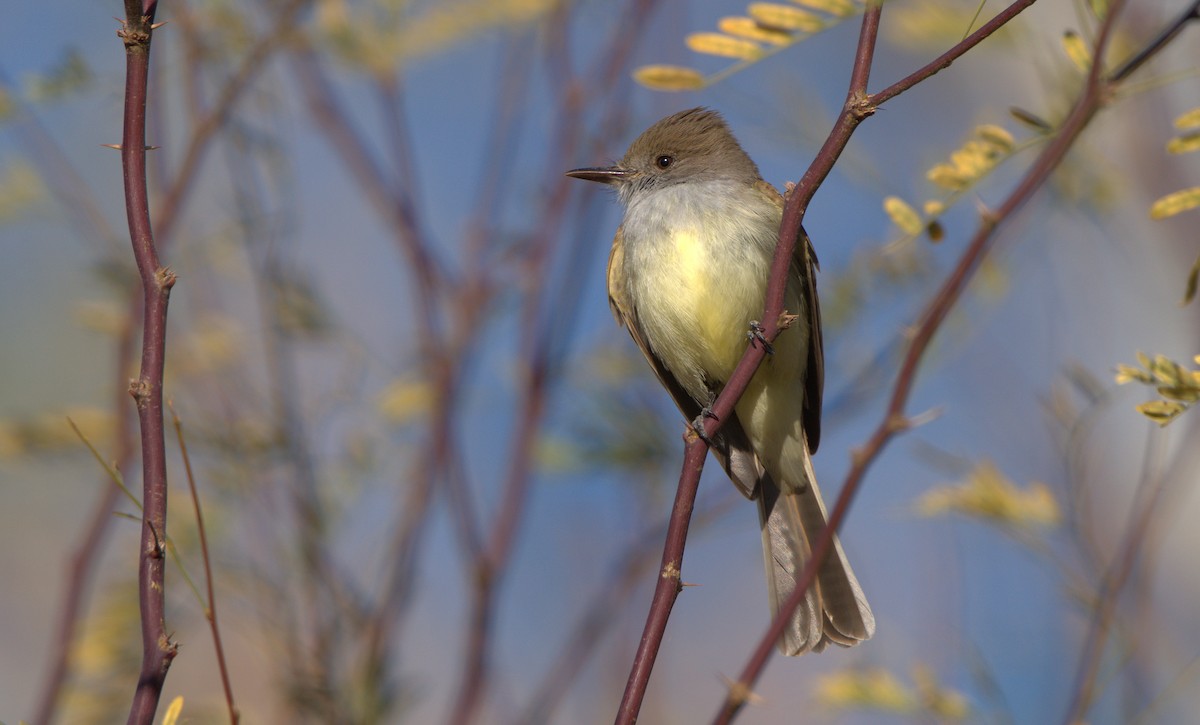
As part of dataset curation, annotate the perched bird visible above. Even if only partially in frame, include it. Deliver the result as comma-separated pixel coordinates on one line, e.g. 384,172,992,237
567,108,873,654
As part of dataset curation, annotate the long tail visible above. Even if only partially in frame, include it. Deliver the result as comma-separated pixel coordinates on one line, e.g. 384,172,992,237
756,450,874,654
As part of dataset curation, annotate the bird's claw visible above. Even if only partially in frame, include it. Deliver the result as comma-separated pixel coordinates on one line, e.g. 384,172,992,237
691,410,718,445
747,321,774,355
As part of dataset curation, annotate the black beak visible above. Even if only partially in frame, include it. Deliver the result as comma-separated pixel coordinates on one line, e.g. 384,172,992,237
565,166,630,185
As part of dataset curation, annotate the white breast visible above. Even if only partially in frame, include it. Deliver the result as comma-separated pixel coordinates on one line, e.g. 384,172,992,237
618,180,784,400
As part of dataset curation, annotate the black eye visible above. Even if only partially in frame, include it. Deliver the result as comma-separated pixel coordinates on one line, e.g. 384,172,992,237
655,155,674,169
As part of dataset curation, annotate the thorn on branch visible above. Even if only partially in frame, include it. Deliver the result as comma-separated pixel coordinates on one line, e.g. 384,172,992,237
907,406,944,429
975,198,999,227
147,520,165,559
158,632,180,660
117,15,154,47
776,311,799,330
886,414,912,434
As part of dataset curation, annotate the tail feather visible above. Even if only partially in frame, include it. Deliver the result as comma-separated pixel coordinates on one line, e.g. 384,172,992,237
756,449,874,655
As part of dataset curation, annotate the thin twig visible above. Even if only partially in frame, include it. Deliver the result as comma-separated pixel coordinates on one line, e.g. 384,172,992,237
168,402,239,724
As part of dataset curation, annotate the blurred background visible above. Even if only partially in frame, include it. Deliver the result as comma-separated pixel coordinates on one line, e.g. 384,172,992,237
1,0,1198,722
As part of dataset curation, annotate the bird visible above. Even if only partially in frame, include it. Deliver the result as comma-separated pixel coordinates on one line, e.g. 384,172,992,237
566,107,874,654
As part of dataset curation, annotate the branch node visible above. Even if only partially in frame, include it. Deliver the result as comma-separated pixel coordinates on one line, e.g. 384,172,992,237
849,445,867,469
158,632,180,660
129,377,152,408
847,89,877,121
154,266,177,294
660,560,680,582
976,198,1000,227
721,676,764,707
776,310,799,329
886,413,912,434
116,19,152,47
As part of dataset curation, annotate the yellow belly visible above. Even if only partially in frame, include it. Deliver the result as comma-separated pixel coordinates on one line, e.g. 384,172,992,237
631,224,773,401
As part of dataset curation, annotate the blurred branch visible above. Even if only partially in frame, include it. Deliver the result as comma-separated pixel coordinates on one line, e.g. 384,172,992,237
116,2,179,722
0,71,124,253
1063,422,1196,720
715,0,1132,714
288,64,458,697
33,342,136,725
1063,435,1159,721
152,0,308,249
518,491,738,725
287,39,467,717
448,2,660,721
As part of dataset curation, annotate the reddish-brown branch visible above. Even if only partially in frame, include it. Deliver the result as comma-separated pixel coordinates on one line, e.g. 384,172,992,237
614,8,882,719
614,439,709,725
33,9,300,711
616,0,1064,718
118,5,178,724
713,0,1151,719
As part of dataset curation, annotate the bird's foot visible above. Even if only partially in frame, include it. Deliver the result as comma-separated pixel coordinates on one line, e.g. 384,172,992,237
747,321,774,355
690,408,719,445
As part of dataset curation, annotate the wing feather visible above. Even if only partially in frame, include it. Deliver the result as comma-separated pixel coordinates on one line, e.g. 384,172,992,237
751,181,824,453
